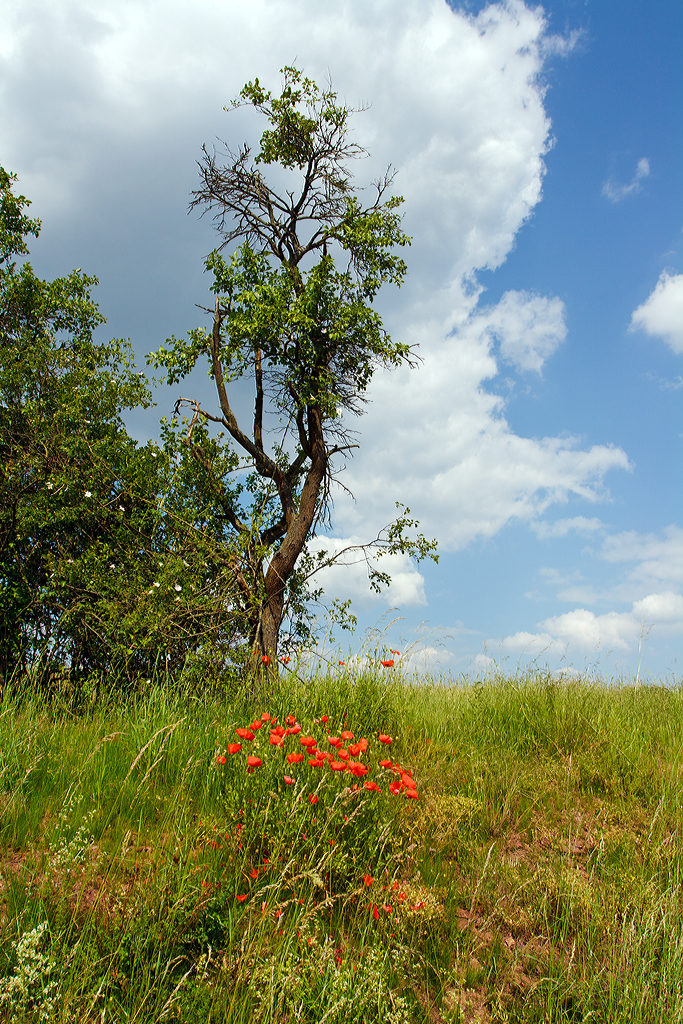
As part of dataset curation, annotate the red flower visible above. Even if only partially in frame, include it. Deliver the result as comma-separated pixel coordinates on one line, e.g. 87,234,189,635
378,734,392,745
380,660,394,668
372,904,379,920
389,780,403,795
246,755,262,769
227,743,242,755
284,775,295,785
341,730,354,741
405,789,419,800
309,793,319,804
378,758,393,768
269,733,284,746
236,893,248,902
286,752,304,764
390,649,400,655
328,736,342,748
337,749,349,760
300,736,317,748
249,867,259,879
320,715,329,723
216,754,227,764
261,655,270,665
281,656,291,663
330,760,346,771
348,762,369,777
250,720,263,730
288,724,302,736
363,874,374,886
286,715,297,726
382,905,393,914
236,728,255,741
338,660,346,666
309,758,324,767
363,780,381,792
348,743,361,757
261,712,271,721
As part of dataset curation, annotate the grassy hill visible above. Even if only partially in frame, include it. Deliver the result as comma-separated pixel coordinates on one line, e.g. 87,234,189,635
1,669,681,1022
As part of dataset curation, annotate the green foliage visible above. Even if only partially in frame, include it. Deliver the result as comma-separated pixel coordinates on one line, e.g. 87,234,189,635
0,166,247,687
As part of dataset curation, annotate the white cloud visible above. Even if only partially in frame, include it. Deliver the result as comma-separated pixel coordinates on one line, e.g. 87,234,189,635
474,290,567,373
532,516,604,539
602,157,650,203
630,272,683,355
306,537,426,610
600,525,683,592
0,0,632,574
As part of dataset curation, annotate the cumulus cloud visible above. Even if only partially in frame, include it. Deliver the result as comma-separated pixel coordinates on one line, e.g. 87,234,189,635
0,0,630,597
500,592,683,659
630,272,683,355
305,537,427,610
602,157,650,203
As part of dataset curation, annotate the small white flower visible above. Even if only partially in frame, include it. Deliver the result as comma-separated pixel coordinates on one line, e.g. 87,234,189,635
174,584,182,592
46,482,53,490
109,564,116,570
175,596,181,602
118,505,125,511
84,490,92,498
152,582,160,588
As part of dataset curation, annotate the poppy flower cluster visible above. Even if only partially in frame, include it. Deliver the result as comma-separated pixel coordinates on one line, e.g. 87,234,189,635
217,711,419,803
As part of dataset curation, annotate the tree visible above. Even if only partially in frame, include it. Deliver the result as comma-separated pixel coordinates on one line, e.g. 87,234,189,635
151,67,437,674
0,166,246,690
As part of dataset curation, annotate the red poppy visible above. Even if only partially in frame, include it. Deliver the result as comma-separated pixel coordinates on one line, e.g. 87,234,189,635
398,891,406,902
382,905,393,914
381,659,394,668
341,730,354,740
309,793,319,804
363,874,373,886
227,743,242,755
337,748,349,760
372,904,379,920
391,649,400,655
309,758,324,767
236,893,248,902
338,660,346,666
281,656,291,663
378,758,393,768
405,789,419,800
261,655,270,665
286,752,304,764
330,760,346,771
320,715,329,723
389,780,403,795
288,724,302,736
261,712,271,721
269,733,284,746
236,728,255,741
328,736,342,748
357,738,368,752
273,724,287,737
250,720,263,730
378,734,392,745
284,775,295,785
286,715,297,726
402,773,417,789
348,743,361,756
216,754,227,764
246,755,262,769
299,736,317,748
249,867,259,879
348,762,369,777
363,780,381,792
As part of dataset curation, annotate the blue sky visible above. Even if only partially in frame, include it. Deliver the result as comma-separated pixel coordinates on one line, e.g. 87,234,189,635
2,0,681,678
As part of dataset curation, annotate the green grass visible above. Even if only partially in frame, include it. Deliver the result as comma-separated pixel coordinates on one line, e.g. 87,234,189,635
0,668,682,1022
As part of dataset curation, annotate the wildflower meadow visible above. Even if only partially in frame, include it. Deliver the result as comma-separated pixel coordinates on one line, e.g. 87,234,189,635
1,662,682,1023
